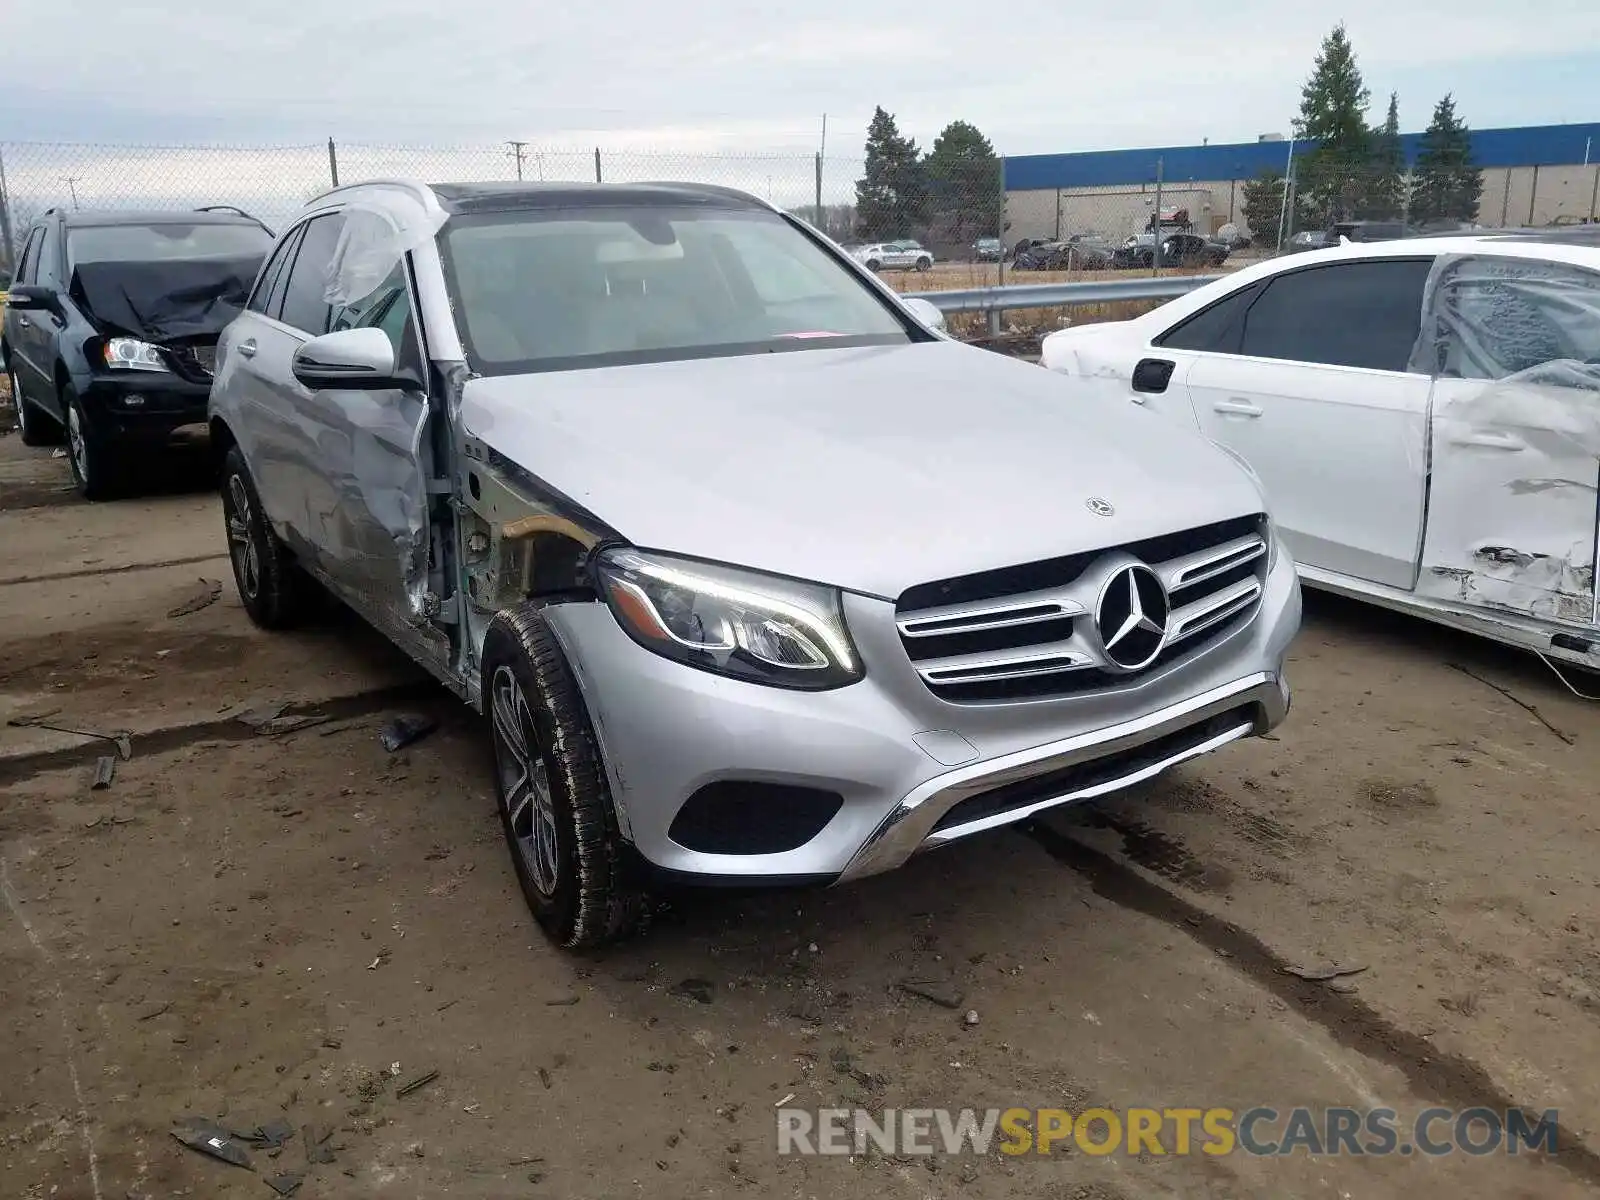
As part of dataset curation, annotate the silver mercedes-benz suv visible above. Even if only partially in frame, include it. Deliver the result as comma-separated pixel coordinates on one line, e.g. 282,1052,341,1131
208,179,1300,949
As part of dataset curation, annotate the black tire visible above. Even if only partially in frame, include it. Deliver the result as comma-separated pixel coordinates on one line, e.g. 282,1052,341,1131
220,444,315,629
7,365,62,447
915,256,932,272
481,603,646,951
865,259,881,271
62,384,124,500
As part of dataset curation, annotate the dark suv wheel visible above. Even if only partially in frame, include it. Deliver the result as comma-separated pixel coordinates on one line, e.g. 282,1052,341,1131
6,366,62,448
62,385,124,500
481,603,647,950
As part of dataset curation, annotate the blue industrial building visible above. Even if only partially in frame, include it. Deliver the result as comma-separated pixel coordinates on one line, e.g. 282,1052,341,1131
1004,122,1600,190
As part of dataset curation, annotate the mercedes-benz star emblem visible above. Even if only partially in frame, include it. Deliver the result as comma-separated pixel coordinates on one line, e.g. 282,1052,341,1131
1096,564,1170,671
1085,497,1115,517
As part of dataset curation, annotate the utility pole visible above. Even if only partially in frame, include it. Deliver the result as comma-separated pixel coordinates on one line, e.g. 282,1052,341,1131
1276,138,1297,251
60,177,80,210
1151,158,1164,276
506,141,528,182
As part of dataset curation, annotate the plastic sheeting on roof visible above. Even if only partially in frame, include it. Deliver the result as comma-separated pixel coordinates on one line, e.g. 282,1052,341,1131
322,190,447,308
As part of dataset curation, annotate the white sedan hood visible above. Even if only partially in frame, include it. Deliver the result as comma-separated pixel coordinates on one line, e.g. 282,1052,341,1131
458,341,1265,599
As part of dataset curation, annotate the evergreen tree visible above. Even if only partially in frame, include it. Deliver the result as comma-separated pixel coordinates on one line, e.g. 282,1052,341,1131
1241,169,1290,247
923,120,1002,246
1410,94,1483,226
854,108,928,240
1366,92,1408,220
1293,23,1373,226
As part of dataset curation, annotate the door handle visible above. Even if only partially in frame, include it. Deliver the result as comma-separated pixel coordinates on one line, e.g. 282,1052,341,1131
237,338,257,359
1451,430,1525,451
16,316,31,328
1213,399,1263,417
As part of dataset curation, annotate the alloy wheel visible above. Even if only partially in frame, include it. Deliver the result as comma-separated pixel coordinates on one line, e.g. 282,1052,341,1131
225,475,262,601
66,400,87,482
7,371,28,438
490,665,560,896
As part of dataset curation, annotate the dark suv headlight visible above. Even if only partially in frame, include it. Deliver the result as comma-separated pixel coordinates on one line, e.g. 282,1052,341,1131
101,337,167,372
594,549,863,690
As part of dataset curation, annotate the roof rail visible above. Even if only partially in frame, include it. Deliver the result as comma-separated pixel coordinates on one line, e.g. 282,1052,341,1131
631,179,777,214
195,204,257,219
303,178,448,221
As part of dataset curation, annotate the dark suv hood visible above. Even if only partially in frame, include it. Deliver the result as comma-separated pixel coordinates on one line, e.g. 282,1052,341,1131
71,254,264,344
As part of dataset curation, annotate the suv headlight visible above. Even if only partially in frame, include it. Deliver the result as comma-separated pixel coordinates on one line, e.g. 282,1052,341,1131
594,549,862,690
102,337,166,371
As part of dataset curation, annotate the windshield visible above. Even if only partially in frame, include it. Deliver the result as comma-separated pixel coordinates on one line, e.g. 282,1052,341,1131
440,205,913,374
68,222,273,268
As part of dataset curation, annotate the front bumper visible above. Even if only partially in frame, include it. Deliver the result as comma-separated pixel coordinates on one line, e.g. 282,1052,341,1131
542,549,1300,885
79,372,211,438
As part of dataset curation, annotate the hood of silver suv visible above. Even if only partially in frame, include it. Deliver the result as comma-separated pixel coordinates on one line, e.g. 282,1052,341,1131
457,341,1266,599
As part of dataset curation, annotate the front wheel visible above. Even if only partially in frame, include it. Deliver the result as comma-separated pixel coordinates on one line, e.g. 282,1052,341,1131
915,257,932,271
63,385,123,500
220,444,315,628
482,604,647,951
864,259,882,271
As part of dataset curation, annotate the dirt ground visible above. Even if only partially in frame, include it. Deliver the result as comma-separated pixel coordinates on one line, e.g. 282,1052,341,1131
3,412,1599,1200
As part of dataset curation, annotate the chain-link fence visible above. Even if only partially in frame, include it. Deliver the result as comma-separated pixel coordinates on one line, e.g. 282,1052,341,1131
4,139,1598,340
0,140,864,263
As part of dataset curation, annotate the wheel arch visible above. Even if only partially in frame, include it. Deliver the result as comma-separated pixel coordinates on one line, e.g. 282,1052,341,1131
209,415,239,473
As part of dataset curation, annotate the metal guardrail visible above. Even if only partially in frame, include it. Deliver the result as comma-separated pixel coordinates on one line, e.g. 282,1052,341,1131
906,274,1222,335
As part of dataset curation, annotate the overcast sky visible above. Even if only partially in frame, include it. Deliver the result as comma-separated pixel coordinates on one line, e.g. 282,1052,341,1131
4,0,1599,158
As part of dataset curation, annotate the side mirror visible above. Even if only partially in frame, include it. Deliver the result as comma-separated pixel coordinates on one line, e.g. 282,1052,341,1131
903,296,948,334
6,284,60,315
291,328,413,391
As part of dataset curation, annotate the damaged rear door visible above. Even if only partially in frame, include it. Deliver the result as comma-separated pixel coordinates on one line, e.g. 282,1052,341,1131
1414,253,1600,628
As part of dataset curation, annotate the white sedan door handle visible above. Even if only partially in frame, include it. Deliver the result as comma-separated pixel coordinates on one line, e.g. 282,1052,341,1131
1451,429,1525,451
237,338,257,359
1213,399,1263,417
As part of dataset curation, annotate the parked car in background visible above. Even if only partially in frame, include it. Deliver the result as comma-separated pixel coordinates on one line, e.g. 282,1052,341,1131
1285,230,1333,253
1,205,273,498
1040,231,1600,676
852,240,934,271
1215,223,1252,250
1329,219,1414,243
972,236,1004,261
210,178,1299,950
1012,240,1069,270
1014,235,1117,271
1114,232,1230,269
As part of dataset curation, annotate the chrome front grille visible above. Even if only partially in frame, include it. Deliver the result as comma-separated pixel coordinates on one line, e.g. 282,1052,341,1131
896,515,1269,703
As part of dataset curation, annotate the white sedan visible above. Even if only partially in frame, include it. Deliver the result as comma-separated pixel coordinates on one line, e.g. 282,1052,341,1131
1041,232,1600,675
852,241,934,272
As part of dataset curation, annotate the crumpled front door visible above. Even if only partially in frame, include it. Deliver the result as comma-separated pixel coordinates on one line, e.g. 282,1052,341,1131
1413,255,1600,627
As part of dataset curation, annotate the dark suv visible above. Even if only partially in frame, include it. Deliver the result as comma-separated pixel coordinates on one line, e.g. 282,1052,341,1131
2,207,273,498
